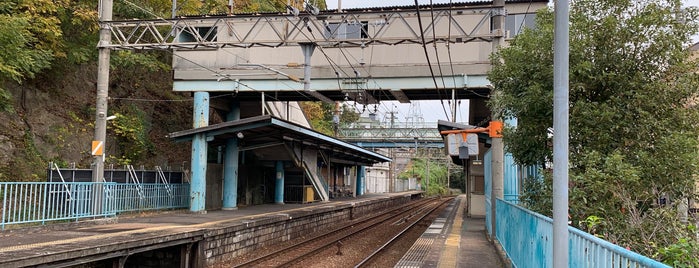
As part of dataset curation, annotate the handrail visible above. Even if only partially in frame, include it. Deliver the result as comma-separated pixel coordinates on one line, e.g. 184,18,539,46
52,163,73,200
1,182,189,230
126,165,145,199
155,166,173,197
495,198,669,268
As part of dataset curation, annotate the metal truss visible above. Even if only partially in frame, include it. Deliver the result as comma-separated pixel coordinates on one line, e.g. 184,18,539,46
338,124,442,141
102,5,498,50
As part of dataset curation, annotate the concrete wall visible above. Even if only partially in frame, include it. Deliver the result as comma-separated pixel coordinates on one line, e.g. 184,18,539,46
366,165,389,193
471,194,486,216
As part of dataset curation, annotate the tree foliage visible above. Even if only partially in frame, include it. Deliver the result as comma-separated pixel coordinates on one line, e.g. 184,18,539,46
301,102,359,136
488,0,699,260
398,158,449,196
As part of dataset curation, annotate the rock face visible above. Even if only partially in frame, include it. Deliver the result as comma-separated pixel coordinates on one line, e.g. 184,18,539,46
0,64,192,182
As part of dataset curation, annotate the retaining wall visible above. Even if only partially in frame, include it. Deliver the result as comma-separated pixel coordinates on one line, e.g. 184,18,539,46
203,194,413,266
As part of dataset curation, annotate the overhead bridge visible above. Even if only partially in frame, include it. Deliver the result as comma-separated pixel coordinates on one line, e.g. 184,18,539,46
102,2,500,104
339,122,445,148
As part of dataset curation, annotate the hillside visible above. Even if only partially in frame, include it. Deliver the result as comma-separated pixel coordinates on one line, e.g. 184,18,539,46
0,0,330,182
0,62,192,181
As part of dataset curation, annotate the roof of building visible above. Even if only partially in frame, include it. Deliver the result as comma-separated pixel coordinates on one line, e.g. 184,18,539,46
176,0,548,17
169,115,391,165
324,0,549,13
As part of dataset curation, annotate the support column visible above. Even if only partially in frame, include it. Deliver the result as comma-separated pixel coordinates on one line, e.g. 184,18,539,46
356,166,365,196
275,161,285,204
301,43,315,92
223,102,240,210
300,43,333,103
190,92,209,213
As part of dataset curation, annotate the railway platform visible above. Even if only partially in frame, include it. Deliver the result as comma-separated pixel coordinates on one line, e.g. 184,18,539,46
396,195,503,268
0,191,422,267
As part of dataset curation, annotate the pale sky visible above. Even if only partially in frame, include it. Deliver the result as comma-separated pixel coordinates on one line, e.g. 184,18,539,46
328,0,699,124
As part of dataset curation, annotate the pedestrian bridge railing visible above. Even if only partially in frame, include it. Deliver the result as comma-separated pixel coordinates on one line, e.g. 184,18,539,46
1,182,189,230
496,198,670,268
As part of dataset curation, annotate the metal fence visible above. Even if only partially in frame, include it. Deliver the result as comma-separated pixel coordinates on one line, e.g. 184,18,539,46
107,183,189,213
495,198,670,268
1,182,189,230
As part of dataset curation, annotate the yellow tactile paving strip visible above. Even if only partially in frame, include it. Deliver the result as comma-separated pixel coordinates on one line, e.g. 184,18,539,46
438,195,466,268
0,200,350,254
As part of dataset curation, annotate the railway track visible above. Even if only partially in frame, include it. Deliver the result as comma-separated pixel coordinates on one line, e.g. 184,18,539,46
231,197,453,267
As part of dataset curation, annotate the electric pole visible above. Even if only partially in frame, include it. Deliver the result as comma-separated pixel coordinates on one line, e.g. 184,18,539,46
92,0,113,214
490,0,505,240
552,0,570,266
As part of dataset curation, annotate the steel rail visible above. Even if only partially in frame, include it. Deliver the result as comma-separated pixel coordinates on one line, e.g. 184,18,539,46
276,199,442,268
234,197,436,267
354,197,453,267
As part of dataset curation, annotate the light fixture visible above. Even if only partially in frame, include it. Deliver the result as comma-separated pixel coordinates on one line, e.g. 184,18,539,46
236,132,244,139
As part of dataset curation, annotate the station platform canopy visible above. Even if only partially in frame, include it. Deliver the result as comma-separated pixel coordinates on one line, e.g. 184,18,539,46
169,115,391,166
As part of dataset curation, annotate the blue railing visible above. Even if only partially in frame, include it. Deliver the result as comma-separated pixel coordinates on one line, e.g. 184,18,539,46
495,198,670,268
1,182,189,230
107,183,189,213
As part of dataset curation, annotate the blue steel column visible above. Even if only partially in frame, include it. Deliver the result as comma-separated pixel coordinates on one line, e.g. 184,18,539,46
275,161,285,204
190,92,209,212
356,166,365,196
504,117,519,203
222,102,240,210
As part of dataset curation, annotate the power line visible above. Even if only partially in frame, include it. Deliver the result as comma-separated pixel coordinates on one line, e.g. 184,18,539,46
428,0,452,122
517,0,535,36
414,0,450,120
118,0,319,104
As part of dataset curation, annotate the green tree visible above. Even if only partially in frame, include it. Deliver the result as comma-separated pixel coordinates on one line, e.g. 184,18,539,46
488,0,699,260
301,102,359,136
398,158,449,196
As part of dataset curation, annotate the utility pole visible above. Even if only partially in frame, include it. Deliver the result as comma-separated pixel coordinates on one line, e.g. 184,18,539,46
451,89,457,122
388,148,394,192
490,0,505,240
333,101,340,137
552,0,570,266
426,157,430,194
93,0,113,214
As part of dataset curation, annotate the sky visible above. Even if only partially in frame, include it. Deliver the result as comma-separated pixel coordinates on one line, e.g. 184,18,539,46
325,0,699,124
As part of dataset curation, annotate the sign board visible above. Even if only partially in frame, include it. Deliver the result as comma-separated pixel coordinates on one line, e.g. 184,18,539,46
91,141,104,156
446,133,478,157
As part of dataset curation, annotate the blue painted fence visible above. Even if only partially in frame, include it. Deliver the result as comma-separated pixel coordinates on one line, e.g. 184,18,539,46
495,198,670,268
107,183,189,213
1,182,189,230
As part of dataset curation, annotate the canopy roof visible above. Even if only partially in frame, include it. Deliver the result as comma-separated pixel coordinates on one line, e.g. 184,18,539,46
169,115,391,165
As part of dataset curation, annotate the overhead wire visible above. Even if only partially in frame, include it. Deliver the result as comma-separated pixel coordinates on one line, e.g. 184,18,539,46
413,0,451,120
428,0,452,122
446,0,459,122
517,0,535,36
268,0,402,115
115,0,414,124
262,0,437,121
114,0,318,105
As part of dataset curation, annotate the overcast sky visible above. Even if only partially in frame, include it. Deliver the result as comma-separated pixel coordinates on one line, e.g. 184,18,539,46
326,0,699,123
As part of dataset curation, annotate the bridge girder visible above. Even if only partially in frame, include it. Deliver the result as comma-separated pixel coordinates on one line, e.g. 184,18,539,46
102,5,497,50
